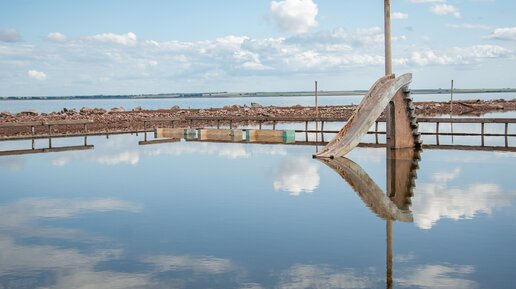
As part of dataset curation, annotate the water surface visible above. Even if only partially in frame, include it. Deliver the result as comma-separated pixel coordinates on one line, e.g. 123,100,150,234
0,133,515,289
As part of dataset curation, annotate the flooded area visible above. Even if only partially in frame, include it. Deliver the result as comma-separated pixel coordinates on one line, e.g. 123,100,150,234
1,132,515,289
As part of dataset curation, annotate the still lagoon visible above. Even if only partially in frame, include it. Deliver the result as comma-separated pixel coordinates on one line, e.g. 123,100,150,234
0,133,515,288
2,92,516,113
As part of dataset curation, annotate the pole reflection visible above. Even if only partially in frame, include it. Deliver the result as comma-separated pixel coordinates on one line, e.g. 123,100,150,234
319,148,421,289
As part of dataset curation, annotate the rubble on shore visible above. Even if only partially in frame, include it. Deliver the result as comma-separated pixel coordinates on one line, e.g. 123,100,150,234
1,99,515,137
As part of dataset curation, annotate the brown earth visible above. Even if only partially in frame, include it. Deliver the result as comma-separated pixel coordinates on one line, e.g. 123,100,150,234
1,99,515,138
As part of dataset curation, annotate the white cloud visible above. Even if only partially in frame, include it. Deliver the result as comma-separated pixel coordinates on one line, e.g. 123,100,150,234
446,23,490,30
273,157,320,196
397,264,476,289
83,32,137,46
411,50,454,66
27,69,47,80
431,4,461,18
46,32,67,42
216,35,249,49
488,27,516,41
270,0,318,34
410,45,512,66
409,0,445,3
0,28,21,42
392,12,409,20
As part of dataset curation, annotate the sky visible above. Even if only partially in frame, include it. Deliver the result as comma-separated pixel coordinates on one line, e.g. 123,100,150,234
0,0,515,96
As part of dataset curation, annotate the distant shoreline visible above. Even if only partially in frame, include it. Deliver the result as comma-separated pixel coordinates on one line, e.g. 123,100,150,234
2,88,516,101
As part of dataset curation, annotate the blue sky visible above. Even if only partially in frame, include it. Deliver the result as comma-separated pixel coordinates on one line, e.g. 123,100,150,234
1,0,515,96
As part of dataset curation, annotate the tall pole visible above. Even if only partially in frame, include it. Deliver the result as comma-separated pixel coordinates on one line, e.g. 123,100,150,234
385,0,394,148
384,0,392,75
385,2,394,289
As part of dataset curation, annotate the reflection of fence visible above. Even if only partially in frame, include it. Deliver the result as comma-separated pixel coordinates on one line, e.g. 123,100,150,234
0,144,93,156
185,116,515,134
0,120,95,156
185,116,515,146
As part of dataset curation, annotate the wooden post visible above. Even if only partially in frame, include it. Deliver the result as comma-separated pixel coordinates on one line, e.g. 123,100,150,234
436,122,440,145
505,123,509,147
450,80,454,114
373,121,377,143
321,121,325,139
481,122,485,146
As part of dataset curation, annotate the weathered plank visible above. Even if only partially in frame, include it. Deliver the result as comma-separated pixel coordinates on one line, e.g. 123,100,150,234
0,121,43,127
43,120,93,126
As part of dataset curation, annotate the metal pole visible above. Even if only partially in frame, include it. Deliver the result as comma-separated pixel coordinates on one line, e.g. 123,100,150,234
384,0,392,75
450,80,454,114
315,81,319,147
450,80,454,143
315,81,319,119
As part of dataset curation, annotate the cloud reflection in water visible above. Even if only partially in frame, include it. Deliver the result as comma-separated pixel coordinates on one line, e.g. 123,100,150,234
396,264,476,289
273,157,320,196
413,167,516,229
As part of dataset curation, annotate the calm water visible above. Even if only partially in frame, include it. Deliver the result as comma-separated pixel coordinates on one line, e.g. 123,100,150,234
0,133,515,289
2,92,515,113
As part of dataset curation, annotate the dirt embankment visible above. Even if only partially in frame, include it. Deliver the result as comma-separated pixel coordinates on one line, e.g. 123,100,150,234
1,99,515,138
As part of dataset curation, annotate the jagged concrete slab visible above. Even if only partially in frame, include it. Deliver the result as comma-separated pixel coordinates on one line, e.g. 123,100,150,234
314,73,412,158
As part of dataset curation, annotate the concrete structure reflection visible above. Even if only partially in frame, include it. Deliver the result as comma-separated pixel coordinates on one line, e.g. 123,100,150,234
0,135,93,156
319,148,421,289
